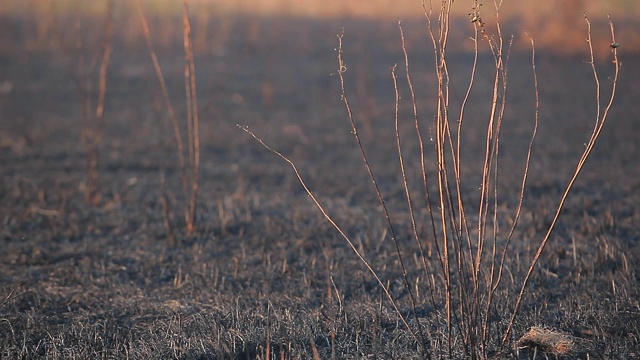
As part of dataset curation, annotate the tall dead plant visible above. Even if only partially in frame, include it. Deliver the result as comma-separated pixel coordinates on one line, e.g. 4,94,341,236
73,0,113,205
136,0,201,237
242,0,620,357
412,1,619,357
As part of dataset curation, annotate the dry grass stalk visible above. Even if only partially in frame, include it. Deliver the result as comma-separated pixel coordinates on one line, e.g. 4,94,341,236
137,0,201,238
159,172,175,246
238,124,418,353
418,0,514,355
74,0,113,205
338,27,430,356
310,336,321,360
516,326,575,356
181,0,201,236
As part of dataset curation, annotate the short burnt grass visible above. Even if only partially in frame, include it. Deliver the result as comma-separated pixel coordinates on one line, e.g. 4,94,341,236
1,2,639,359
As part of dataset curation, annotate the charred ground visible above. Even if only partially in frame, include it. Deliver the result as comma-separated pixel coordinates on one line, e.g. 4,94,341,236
1,14,639,359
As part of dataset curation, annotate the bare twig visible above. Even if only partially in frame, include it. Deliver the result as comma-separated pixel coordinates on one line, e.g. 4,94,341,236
398,18,441,272
237,125,420,350
398,19,442,325
0,284,27,308
337,30,428,357
485,31,540,346
502,14,620,346
82,0,113,205
136,0,189,213
182,0,200,235
137,0,201,236
422,1,454,352
160,172,175,246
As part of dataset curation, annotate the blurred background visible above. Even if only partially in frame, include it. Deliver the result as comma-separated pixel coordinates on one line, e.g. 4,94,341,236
1,0,636,176
2,0,640,56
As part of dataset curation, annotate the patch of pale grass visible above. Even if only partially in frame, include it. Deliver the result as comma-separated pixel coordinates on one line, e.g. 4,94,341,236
517,326,576,356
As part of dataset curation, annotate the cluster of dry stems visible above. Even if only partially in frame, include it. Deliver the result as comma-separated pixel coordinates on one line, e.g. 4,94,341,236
243,0,619,357
74,0,202,241
137,0,202,240
69,0,620,357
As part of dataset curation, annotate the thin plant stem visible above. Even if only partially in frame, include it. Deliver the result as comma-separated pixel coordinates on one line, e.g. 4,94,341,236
84,0,113,205
484,31,540,347
391,62,435,344
502,14,620,346
137,0,201,237
238,125,423,353
398,20,434,271
337,30,429,357
160,172,175,247
423,1,454,351
136,0,189,224
72,15,91,164
182,0,200,235
398,20,443,330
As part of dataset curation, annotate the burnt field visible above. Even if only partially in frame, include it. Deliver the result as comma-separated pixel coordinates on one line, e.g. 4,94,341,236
1,8,639,360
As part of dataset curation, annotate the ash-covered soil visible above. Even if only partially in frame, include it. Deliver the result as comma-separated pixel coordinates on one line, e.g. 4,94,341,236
1,15,639,359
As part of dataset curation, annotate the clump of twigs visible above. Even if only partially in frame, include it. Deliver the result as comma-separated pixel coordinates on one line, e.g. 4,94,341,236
241,1,620,358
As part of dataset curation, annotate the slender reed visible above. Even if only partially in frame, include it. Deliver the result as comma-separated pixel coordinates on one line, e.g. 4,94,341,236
182,0,201,235
74,0,113,205
137,0,201,237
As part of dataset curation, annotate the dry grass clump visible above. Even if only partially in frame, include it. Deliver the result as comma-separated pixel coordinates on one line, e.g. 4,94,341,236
516,326,576,356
